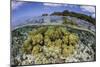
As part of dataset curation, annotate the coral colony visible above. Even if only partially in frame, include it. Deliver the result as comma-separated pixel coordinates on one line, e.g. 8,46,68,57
22,26,79,64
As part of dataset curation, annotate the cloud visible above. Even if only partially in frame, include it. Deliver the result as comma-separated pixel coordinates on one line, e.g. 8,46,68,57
80,6,95,13
80,6,95,18
43,3,64,7
43,3,61,6
92,13,95,18
12,1,24,10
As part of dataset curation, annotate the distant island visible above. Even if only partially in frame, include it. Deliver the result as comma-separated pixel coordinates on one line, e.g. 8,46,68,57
42,10,95,25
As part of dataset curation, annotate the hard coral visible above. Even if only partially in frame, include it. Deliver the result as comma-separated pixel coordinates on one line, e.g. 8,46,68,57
22,26,79,64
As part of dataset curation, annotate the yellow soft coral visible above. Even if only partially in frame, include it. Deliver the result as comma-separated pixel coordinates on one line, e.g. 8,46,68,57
69,33,79,46
22,26,79,64
32,33,43,45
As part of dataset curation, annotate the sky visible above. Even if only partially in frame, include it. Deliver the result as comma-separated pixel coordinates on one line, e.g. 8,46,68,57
11,1,96,26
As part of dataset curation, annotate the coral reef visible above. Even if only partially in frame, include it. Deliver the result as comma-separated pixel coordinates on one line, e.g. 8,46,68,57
11,25,95,65
22,26,79,64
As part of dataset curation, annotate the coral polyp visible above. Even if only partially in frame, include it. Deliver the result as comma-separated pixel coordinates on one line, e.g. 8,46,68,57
22,26,79,64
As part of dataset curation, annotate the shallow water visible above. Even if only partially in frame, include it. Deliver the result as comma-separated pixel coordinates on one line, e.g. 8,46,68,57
11,25,96,65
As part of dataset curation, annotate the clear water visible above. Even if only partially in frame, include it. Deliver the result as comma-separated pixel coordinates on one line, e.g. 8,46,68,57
11,16,95,31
